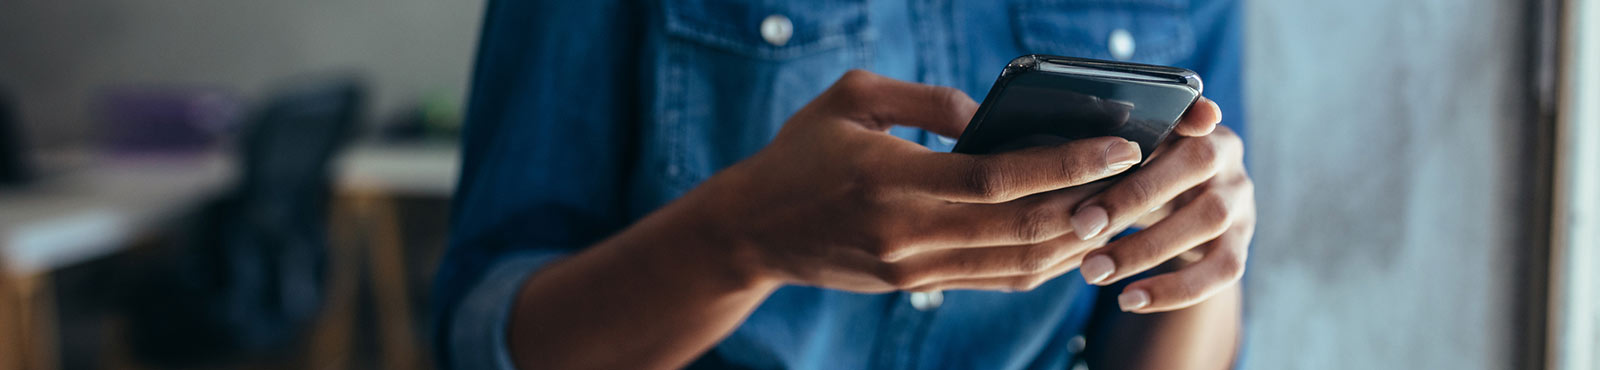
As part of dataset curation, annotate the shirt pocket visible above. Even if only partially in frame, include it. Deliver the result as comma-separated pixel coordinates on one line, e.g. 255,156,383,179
648,0,871,199
1009,0,1196,65
664,0,871,60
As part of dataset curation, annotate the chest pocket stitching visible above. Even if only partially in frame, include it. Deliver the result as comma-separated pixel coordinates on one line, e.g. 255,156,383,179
662,0,873,60
1009,0,1195,65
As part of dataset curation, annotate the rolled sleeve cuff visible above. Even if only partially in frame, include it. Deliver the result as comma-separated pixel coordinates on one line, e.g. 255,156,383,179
448,251,568,370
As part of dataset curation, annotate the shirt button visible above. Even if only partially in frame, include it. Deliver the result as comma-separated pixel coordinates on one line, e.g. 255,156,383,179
909,290,943,311
1067,335,1087,353
936,135,958,146
1108,29,1136,60
760,14,793,46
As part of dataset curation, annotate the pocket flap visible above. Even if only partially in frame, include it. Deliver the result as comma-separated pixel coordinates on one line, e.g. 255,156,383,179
665,0,872,60
1011,0,1195,65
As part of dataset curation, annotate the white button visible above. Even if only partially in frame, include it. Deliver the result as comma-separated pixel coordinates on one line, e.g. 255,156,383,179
1067,335,1087,353
760,14,794,46
909,290,944,311
1108,29,1136,60
936,135,958,146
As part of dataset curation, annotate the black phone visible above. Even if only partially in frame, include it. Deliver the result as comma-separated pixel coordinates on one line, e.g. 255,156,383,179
952,55,1203,168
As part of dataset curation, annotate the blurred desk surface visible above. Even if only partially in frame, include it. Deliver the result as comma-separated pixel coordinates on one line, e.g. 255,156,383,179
335,142,460,196
0,142,460,275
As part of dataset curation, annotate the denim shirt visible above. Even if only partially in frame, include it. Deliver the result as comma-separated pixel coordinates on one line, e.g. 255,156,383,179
436,0,1245,369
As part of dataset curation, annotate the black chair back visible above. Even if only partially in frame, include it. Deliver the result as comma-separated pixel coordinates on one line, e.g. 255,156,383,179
124,77,365,365
0,91,33,186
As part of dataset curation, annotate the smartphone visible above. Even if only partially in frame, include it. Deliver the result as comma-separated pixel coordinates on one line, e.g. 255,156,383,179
952,54,1203,169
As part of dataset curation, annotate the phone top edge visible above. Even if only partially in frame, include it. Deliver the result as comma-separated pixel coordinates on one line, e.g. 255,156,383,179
1013,54,1203,95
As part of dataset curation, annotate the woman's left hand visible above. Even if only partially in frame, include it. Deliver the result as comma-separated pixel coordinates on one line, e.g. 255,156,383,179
1068,97,1257,313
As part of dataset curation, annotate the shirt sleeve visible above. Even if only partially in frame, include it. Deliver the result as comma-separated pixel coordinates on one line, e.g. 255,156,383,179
431,1,643,368
447,251,564,370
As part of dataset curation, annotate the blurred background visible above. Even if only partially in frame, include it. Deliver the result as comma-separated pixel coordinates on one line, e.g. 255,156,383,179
0,0,1596,370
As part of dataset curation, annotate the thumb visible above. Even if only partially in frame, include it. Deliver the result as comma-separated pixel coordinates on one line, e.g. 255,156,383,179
825,70,977,138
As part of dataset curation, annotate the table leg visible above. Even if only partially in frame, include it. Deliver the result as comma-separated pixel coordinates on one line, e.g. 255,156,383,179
0,271,21,370
312,190,422,370
0,272,58,370
358,192,422,370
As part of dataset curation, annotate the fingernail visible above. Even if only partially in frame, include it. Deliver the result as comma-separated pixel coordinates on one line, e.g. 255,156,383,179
1081,255,1115,285
1069,205,1108,240
1106,140,1141,172
1118,289,1150,311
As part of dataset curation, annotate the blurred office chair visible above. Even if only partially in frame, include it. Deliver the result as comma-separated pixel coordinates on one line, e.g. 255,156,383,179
123,77,364,365
0,91,33,186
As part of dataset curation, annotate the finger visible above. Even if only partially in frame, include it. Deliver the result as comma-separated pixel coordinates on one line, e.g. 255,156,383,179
900,137,1141,203
880,233,1099,287
902,247,1093,292
1084,191,1228,285
1078,189,1233,286
896,183,1106,253
1115,227,1250,313
1068,132,1240,240
824,70,978,137
1172,96,1221,137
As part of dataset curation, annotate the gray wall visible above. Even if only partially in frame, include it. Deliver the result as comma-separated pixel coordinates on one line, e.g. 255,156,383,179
1242,0,1537,369
0,0,486,148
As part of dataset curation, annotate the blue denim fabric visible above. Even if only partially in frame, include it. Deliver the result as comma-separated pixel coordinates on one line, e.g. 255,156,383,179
436,0,1246,369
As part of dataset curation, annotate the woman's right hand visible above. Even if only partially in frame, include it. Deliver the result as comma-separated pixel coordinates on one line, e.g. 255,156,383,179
659,70,1147,293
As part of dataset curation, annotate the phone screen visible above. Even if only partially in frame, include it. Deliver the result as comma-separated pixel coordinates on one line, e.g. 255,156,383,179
953,69,1198,160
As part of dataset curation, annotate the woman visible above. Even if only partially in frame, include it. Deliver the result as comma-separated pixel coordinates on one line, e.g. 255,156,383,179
436,0,1254,369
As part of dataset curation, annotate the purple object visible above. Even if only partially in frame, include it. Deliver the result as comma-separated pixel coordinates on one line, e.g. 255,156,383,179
99,88,241,154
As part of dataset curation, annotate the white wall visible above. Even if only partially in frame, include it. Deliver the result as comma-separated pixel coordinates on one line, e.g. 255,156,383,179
1242,0,1537,369
0,0,486,148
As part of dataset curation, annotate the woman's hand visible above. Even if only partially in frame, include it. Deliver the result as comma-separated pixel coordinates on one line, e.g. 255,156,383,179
671,70,1151,293
1069,98,1257,313
504,70,1235,370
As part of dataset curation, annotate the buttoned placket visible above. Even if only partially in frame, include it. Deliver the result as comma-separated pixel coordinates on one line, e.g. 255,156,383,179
871,1,962,369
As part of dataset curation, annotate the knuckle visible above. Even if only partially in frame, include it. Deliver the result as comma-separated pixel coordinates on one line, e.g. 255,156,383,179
1015,246,1056,274
1013,203,1063,244
1180,138,1221,172
1233,175,1256,196
962,159,1009,201
833,70,876,101
1214,248,1248,282
839,69,873,85
1195,192,1233,235
1056,150,1091,184
1115,177,1160,213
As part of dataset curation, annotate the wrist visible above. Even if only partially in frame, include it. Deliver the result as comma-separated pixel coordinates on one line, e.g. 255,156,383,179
613,190,783,297
673,193,785,293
